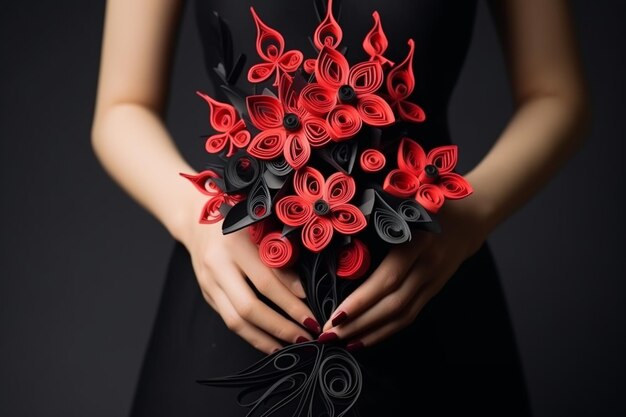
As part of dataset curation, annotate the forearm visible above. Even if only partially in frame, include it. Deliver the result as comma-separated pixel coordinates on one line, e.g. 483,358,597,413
91,103,203,241
465,93,589,233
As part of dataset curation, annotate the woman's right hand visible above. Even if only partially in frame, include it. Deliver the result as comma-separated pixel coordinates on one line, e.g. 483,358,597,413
175,196,321,354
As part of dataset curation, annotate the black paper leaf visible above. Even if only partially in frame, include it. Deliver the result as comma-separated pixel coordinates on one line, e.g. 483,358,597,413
247,176,272,221
372,192,412,244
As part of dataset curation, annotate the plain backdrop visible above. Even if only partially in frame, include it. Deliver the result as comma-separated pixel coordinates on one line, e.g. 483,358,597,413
1,1,624,416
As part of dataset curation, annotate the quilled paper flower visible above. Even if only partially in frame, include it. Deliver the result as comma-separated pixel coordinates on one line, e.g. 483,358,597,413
299,46,395,140
247,7,304,86
179,170,244,224
246,74,331,170
385,39,426,123
303,0,343,74
275,167,367,252
196,92,251,157
362,11,393,67
383,138,473,213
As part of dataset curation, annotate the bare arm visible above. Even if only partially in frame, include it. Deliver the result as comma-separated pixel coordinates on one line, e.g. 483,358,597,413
91,0,320,354
321,0,590,345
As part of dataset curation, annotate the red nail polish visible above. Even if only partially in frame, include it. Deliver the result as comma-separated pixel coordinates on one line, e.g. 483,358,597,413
331,311,348,327
346,340,364,352
303,317,321,334
296,336,310,344
318,331,338,344
272,347,281,353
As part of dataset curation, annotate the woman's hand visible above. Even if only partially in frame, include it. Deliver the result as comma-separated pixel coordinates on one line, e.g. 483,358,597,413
176,195,321,354
318,196,492,350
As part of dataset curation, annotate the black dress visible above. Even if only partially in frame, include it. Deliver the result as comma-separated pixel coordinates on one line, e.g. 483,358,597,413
129,1,532,416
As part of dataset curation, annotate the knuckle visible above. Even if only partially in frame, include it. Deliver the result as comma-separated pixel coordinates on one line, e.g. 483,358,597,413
223,315,244,333
382,272,402,292
386,293,409,316
237,299,256,320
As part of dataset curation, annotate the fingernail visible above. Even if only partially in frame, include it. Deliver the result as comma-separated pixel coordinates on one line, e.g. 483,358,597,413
296,336,310,344
303,317,321,334
331,310,348,327
272,347,281,353
346,340,364,352
318,331,338,344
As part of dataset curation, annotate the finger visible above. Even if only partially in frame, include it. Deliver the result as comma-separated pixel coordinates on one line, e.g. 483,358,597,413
322,235,429,332
273,267,306,299
215,260,315,343
320,260,429,341
229,235,321,334
209,281,283,354
344,283,437,352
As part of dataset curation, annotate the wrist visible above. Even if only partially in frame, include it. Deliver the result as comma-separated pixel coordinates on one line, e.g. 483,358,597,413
163,178,207,245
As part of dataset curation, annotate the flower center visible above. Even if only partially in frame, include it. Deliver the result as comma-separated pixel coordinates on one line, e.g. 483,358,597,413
338,85,357,104
419,164,440,184
313,199,330,216
283,113,301,131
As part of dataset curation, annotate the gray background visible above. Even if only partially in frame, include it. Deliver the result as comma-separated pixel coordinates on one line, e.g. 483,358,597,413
1,0,624,416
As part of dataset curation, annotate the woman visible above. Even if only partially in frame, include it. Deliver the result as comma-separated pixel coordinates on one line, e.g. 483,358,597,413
91,0,589,415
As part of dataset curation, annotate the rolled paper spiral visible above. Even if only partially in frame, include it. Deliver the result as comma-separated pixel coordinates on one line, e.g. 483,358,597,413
336,239,370,280
359,148,386,172
372,194,411,244
246,176,272,220
327,105,362,141
224,153,260,191
382,168,420,197
259,231,297,268
265,157,293,177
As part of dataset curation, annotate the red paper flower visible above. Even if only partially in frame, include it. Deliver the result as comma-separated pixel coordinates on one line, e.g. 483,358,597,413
247,7,304,86
383,138,473,213
275,167,367,252
303,0,343,74
299,46,395,141
246,74,332,170
385,40,426,123
196,92,251,157
179,170,244,224
359,148,386,172
362,11,393,67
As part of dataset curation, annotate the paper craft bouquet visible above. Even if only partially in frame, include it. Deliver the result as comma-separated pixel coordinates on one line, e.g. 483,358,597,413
181,0,472,415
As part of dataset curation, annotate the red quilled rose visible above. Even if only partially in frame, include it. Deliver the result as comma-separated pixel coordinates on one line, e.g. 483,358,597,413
275,167,367,252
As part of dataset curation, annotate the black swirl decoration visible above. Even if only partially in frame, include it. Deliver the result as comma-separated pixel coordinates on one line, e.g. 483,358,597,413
197,342,362,417
224,151,261,192
222,175,272,234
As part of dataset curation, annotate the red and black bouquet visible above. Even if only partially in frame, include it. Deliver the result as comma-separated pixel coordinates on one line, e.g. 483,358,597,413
181,0,472,415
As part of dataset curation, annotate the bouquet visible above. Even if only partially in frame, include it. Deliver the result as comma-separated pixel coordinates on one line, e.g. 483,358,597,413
181,0,472,415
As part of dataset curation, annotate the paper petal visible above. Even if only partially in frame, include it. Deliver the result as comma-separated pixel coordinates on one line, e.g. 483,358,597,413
397,137,427,176
331,204,367,235
348,61,383,95
200,196,225,224
356,93,395,127
247,62,276,84
302,216,334,253
324,172,356,207
278,73,299,114
315,46,349,90
259,231,297,268
179,170,222,197
246,95,284,130
327,105,362,141
302,116,332,147
362,11,391,65
299,83,337,115
196,91,238,132
312,0,342,50
415,183,445,213
336,239,370,280
386,39,416,101
427,145,458,174
247,129,286,160
246,176,272,220
278,50,304,73
383,169,420,198
359,148,386,172
397,100,426,123
372,193,411,244
293,166,325,203
439,173,473,199
284,132,311,170
249,7,285,61
275,195,313,227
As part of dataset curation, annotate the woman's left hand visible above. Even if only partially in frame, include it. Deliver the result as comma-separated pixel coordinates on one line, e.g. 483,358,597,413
319,196,492,350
